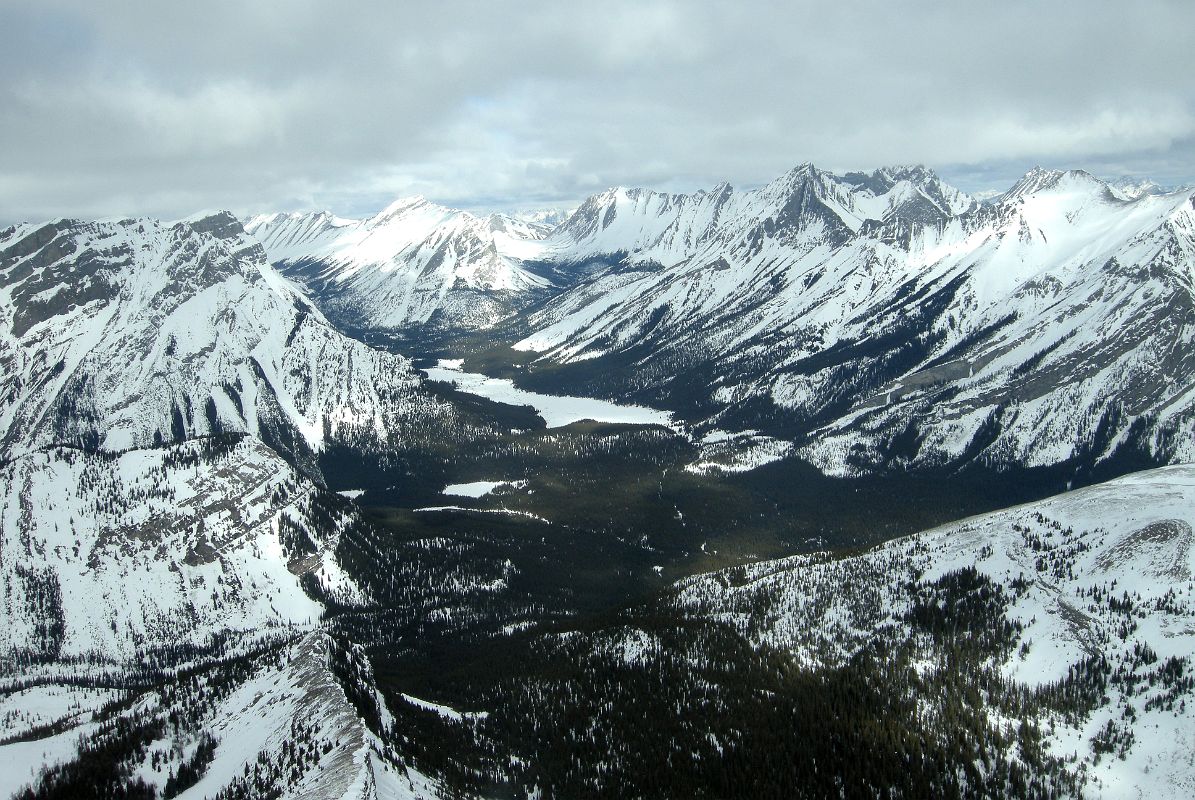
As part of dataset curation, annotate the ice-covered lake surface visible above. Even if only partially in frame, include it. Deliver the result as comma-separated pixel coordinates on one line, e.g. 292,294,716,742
424,359,677,430
443,480,520,498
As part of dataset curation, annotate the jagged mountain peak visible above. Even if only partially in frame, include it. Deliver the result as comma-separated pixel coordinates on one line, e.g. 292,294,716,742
246,208,356,230
485,211,517,232
999,165,1062,199
842,164,977,220
552,182,717,243
874,163,937,182
484,210,548,236
362,194,498,238
758,162,827,196
540,162,980,273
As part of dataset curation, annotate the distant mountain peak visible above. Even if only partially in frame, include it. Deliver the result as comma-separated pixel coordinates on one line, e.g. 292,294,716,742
510,207,572,229
772,161,822,185
1107,176,1171,200
370,194,436,222
874,163,937,181
1002,166,1113,202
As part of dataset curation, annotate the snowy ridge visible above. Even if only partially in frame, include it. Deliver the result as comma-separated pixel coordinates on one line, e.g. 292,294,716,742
672,464,1195,796
535,163,976,269
517,163,986,360
245,197,553,331
0,632,434,800
162,633,427,800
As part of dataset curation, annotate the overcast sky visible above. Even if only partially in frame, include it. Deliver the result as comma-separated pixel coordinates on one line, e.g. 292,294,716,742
2,0,1193,223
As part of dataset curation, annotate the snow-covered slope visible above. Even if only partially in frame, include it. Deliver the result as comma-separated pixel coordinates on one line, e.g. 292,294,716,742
0,212,442,475
0,437,363,663
672,464,1195,796
245,198,553,332
512,165,1195,477
0,209,509,663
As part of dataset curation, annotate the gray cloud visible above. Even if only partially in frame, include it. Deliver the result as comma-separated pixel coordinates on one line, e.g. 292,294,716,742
2,0,1193,223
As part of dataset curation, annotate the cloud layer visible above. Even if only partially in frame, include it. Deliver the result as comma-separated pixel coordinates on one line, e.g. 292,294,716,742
2,0,1193,222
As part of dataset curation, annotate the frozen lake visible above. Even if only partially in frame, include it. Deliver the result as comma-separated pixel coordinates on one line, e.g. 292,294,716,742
442,480,525,498
424,360,676,430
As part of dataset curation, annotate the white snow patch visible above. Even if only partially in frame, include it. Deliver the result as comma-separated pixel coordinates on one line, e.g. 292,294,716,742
399,693,487,722
414,506,552,523
442,479,526,498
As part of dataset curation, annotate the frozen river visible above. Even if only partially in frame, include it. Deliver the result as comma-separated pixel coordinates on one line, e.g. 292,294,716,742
424,359,677,430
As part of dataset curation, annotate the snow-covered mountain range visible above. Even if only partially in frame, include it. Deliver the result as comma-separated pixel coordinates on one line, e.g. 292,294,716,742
5,161,1195,797
1107,176,1179,200
507,165,1195,478
0,207,514,663
536,163,976,266
245,198,555,333
238,164,1195,481
0,211,411,662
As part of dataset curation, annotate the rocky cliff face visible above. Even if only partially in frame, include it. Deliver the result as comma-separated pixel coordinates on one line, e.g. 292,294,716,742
0,212,456,479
